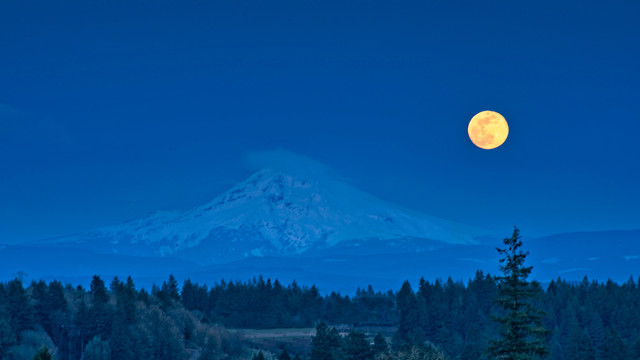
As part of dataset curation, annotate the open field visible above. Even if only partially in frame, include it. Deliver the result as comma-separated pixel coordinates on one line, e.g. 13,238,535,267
230,328,316,356
234,328,316,339
230,326,397,356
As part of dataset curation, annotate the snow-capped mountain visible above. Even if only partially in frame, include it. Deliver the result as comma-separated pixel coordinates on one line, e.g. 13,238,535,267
45,152,492,264
4,152,638,292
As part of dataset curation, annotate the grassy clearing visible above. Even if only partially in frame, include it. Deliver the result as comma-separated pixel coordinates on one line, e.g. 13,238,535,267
230,326,397,357
233,328,316,339
231,328,316,356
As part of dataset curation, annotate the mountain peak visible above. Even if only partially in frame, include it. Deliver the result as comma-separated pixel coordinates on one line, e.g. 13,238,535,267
48,151,492,264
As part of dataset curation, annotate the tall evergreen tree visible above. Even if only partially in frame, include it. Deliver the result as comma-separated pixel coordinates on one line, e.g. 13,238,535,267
343,330,374,360
253,351,266,360
372,333,389,356
395,281,426,349
489,227,549,360
279,348,292,360
566,322,595,360
601,328,629,360
167,274,181,302
6,279,34,337
32,346,54,360
0,311,16,359
88,276,112,339
84,336,111,360
119,276,137,324
110,312,135,360
90,276,109,305
311,322,343,360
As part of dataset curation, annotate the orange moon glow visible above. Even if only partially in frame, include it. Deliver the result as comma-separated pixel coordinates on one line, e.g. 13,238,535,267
468,111,509,149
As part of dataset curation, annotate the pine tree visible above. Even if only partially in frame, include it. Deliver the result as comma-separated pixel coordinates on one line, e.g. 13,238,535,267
74,299,92,352
0,312,16,359
110,312,135,360
566,323,595,360
279,348,292,360
119,276,137,324
84,336,111,360
395,281,426,349
90,275,109,305
372,333,389,356
32,346,54,360
6,279,34,337
182,279,196,310
88,276,112,338
488,227,549,360
311,322,343,360
110,276,123,294
167,274,181,302
601,328,629,360
344,330,374,360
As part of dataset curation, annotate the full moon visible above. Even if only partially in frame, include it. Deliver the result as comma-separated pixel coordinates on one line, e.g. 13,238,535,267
468,111,509,149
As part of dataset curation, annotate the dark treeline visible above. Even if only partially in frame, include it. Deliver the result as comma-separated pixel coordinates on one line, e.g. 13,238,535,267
0,275,242,360
389,273,640,360
1,273,640,359
179,276,397,328
181,272,640,360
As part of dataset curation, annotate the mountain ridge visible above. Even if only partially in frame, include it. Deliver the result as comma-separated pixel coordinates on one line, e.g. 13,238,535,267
40,156,493,264
6,151,637,292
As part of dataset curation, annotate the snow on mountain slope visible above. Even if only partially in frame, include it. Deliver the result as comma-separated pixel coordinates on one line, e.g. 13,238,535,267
45,151,493,263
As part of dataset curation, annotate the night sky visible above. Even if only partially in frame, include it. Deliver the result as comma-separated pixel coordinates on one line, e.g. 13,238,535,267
1,1,639,242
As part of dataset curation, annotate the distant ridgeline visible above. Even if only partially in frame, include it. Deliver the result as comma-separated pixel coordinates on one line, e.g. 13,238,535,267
1,273,640,359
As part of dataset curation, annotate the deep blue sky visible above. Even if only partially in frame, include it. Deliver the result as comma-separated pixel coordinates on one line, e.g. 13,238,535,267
1,0,639,242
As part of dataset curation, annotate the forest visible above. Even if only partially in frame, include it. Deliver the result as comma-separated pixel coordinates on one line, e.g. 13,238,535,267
1,271,639,359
